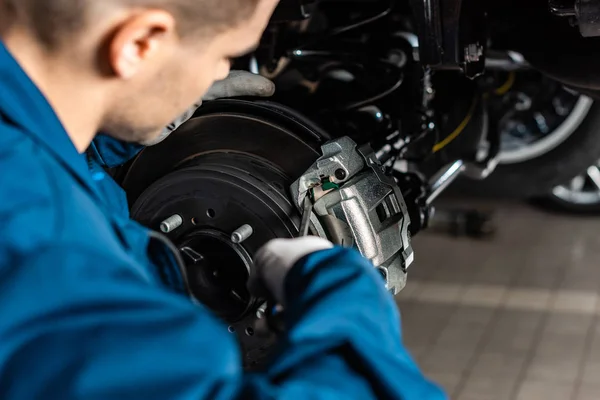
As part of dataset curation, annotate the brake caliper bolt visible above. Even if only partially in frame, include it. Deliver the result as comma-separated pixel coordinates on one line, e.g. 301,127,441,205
160,214,183,233
231,224,254,244
335,169,348,180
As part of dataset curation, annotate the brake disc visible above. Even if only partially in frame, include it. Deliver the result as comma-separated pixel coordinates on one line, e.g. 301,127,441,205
122,100,416,366
121,99,329,204
121,100,330,367
131,153,299,367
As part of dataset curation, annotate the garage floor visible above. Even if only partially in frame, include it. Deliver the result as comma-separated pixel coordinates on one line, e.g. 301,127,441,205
396,200,600,400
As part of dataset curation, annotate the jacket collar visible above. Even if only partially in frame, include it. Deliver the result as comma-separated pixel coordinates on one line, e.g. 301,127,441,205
0,41,102,199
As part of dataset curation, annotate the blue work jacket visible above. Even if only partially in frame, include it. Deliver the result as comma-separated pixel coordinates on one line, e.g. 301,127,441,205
0,41,445,399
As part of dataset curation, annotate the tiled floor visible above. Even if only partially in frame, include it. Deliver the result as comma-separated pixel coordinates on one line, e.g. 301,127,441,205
396,199,600,400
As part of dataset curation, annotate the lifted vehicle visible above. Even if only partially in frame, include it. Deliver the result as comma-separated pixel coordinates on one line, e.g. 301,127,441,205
113,0,600,364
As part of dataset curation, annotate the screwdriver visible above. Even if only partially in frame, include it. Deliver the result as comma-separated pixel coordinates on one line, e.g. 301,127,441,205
298,195,313,237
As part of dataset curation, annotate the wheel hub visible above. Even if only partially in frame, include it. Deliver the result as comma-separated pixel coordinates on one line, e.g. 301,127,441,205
179,230,253,321
130,152,301,366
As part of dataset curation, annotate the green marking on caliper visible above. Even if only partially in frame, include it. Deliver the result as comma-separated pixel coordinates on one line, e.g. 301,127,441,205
322,181,340,191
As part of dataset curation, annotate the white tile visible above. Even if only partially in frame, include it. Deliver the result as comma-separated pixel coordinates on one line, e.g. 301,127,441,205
494,310,543,331
515,379,575,400
435,324,484,350
469,352,527,379
552,290,598,314
420,348,473,375
526,355,580,383
475,264,516,286
414,281,465,304
461,284,508,308
544,313,594,336
576,383,600,400
425,372,462,397
484,329,539,354
505,288,552,312
451,306,495,325
403,326,435,348
458,376,516,400
396,279,421,301
581,359,600,385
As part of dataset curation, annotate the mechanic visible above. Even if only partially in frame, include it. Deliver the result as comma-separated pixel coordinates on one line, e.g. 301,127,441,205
0,0,444,398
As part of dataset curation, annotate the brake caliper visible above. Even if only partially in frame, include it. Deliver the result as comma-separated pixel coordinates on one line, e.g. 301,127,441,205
290,137,414,294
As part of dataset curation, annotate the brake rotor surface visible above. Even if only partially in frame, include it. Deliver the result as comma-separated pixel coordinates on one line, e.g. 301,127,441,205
122,100,328,367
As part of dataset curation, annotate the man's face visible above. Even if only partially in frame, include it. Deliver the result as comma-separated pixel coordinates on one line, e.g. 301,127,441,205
101,0,278,144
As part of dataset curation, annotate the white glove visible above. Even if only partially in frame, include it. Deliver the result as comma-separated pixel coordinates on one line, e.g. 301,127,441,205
202,70,275,100
143,71,275,146
251,237,334,305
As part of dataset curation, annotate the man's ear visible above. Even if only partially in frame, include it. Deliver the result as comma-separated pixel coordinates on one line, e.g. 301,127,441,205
109,10,176,79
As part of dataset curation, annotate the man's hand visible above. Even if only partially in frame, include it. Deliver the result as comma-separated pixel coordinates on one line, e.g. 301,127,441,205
250,237,334,306
142,71,275,146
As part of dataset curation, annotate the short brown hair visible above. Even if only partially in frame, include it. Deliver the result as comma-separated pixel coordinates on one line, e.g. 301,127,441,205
2,0,259,49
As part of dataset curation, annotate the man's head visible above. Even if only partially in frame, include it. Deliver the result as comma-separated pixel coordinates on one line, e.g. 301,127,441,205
0,0,279,148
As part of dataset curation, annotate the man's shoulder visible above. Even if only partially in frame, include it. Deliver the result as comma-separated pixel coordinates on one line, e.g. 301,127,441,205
0,122,100,255
0,123,149,280
0,122,56,214
0,123,61,253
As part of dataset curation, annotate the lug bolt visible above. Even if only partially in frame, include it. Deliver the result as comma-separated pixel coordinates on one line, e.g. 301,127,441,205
256,302,267,319
160,214,183,233
231,224,254,244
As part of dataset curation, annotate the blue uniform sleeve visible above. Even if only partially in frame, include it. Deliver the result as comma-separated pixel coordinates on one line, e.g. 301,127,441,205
0,245,445,400
270,248,446,399
90,134,145,168
87,135,144,215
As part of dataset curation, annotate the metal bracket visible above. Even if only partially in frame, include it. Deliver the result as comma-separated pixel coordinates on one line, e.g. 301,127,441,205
292,136,366,208
290,137,414,294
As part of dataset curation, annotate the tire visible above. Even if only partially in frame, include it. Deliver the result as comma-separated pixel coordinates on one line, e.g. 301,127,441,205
535,162,600,214
462,99,600,198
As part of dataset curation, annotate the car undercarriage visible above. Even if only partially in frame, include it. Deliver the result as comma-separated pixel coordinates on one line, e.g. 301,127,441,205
112,0,600,364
